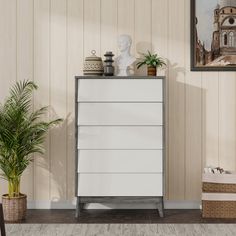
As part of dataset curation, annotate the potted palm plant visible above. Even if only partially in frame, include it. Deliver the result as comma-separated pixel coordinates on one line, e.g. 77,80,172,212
0,80,62,222
136,51,166,76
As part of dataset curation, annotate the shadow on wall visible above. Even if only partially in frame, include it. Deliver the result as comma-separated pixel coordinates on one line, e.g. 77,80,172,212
34,106,75,207
165,59,206,200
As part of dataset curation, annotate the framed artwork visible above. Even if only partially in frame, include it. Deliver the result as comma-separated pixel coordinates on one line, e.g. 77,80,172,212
191,0,236,71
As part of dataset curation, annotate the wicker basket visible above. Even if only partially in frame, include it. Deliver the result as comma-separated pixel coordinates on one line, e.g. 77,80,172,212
2,194,27,222
203,182,236,193
202,200,236,218
202,173,236,218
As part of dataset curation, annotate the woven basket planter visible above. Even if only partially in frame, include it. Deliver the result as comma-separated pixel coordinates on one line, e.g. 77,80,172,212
202,200,236,218
2,194,27,222
202,173,236,218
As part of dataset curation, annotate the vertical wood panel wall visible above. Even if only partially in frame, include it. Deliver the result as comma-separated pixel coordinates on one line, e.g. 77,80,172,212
0,0,235,204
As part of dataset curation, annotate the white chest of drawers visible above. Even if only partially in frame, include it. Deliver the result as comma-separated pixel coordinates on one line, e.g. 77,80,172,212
75,76,165,217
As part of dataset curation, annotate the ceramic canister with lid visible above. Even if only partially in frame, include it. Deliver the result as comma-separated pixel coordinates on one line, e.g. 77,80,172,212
83,50,104,76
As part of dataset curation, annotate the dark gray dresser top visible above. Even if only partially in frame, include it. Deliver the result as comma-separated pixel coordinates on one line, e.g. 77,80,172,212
75,76,164,80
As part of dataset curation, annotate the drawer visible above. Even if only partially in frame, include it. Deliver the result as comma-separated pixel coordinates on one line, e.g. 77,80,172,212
77,79,163,102
78,103,163,125
77,173,163,196
78,126,163,149
78,150,163,173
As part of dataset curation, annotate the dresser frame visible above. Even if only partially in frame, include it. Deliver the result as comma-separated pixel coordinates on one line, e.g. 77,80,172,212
75,76,165,217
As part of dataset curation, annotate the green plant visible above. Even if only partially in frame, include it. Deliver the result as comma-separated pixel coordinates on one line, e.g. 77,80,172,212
0,80,62,197
136,50,166,69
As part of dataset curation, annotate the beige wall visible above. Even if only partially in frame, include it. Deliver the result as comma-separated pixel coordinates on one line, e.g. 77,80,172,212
0,0,236,205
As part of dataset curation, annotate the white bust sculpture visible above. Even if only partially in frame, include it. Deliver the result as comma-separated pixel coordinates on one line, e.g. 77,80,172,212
116,34,136,76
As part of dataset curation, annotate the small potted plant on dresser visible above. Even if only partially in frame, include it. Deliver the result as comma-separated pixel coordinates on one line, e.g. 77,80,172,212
137,51,166,76
0,80,62,222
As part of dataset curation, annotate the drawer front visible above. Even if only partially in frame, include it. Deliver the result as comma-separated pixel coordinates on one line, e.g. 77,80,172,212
77,79,163,102
77,173,163,196
78,103,163,125
78,150,163,173
78,126,163,149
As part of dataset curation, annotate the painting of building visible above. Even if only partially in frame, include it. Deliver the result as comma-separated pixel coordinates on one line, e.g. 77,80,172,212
192,0,236,69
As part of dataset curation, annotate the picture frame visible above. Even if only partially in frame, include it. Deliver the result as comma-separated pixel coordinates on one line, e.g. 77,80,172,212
191,0,236,71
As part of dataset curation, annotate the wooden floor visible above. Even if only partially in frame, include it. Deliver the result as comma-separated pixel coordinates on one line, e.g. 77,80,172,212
12,209,236,224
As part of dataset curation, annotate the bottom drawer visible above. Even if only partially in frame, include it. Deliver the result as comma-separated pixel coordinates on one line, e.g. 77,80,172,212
77,173,163,196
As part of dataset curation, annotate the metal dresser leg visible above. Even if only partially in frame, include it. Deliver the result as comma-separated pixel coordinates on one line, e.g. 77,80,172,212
75,197,80,218
75,197,85,218
157,198,164,218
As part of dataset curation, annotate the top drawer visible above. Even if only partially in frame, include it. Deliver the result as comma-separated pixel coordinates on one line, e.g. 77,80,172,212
77,79,163,102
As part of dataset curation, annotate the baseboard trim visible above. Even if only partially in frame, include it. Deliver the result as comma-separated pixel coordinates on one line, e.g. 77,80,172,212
27,200,75,209
164,200,201,209
27,199,201,210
